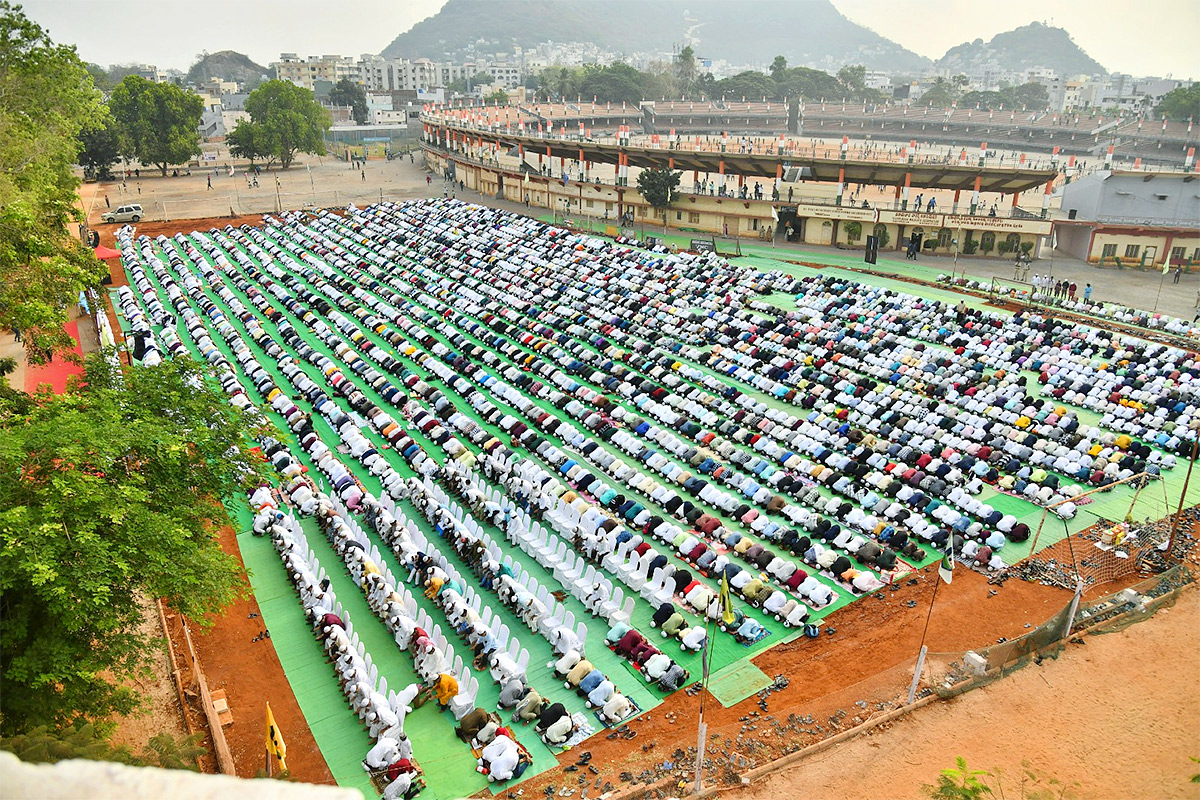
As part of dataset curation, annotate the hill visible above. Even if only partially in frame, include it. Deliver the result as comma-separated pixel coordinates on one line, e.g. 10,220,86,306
936,23,1105,77
186,51,271,89
380,0,930,73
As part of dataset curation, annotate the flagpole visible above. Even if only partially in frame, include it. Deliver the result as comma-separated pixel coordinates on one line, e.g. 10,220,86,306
908,543,951,704
693,612,715,795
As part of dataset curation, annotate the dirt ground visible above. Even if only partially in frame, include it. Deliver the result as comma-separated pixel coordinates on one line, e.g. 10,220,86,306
733,585,1200,800
107,597,192,758
189,523,334,785
506,563,1074,799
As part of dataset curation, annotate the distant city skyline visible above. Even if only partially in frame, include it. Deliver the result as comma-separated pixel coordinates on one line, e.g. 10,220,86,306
18,0,1198,78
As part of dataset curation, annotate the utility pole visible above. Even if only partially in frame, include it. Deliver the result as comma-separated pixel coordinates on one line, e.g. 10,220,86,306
1166,429,1199,556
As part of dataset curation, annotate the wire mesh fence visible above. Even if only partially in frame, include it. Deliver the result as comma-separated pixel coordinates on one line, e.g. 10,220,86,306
927,563,1192,702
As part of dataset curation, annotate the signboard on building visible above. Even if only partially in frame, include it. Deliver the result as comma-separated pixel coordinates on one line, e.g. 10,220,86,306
890,211,941,227
941,214,1052,235
791,201,1052,235
794,202,877,222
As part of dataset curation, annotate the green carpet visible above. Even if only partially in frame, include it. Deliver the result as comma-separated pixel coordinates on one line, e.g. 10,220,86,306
705,661,773,708
113,207,1200,799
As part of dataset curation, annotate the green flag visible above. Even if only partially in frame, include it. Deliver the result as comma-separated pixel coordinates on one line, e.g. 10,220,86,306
938,539,955,584
720,572,736,625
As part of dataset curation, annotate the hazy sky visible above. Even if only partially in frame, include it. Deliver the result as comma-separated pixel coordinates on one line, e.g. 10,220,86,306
19,0,1198,78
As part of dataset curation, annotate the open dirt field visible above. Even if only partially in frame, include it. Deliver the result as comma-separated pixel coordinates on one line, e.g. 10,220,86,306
733,585,1200,800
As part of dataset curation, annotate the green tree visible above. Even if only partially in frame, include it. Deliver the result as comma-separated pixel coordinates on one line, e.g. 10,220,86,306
77,113,121,179
580,63,645,106
0,353,274,735
923,757,993,799
769,55,788,82
242,80,330,169
0,2,109,365
960,90,1008,111
328,78,368,125
226,119,270,165
1011,81,1049,109
775,66,844,101
636,166,681,231
836,64,885,102
641,60,679,100
1157,84,1200,121
108,76,203,177
675,46,698,95
484,88,510,105
1,723,206,770
84,62,112,91
538,66,585,101
714,70,775,101
837,64,866,93
922,76,959,107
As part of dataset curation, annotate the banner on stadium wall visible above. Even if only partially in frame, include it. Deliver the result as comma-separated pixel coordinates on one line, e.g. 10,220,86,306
791,201,1052,235
793,202,877,222
941,214,1052,235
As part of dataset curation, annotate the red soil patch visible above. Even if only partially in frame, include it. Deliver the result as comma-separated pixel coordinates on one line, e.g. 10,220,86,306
506,565,1070,798
188,524,333,785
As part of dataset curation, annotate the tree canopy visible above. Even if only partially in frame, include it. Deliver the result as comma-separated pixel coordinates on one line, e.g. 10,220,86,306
675,46,698,96
636,167,681,230
0,1,109,365
534,56,876,105
959,81,1049,111
712,70,775,101
226,118,269,165
1156,84,1200,122
0,354,274,735
580,63,646,107
108,76,203,177
328,78,368,125
483,88,510,105
240,80,330,169
77,113,121,179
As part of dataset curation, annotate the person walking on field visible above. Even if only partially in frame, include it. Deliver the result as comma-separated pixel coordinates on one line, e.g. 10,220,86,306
105,195,110,208
362,170,366,182
206,175,211,190
1173,265,1183,284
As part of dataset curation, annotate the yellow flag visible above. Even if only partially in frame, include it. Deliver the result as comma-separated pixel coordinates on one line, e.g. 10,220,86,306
265,702,288,771
719,572,736,626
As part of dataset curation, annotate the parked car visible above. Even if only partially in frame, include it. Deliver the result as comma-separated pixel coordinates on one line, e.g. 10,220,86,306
102,203,142,223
